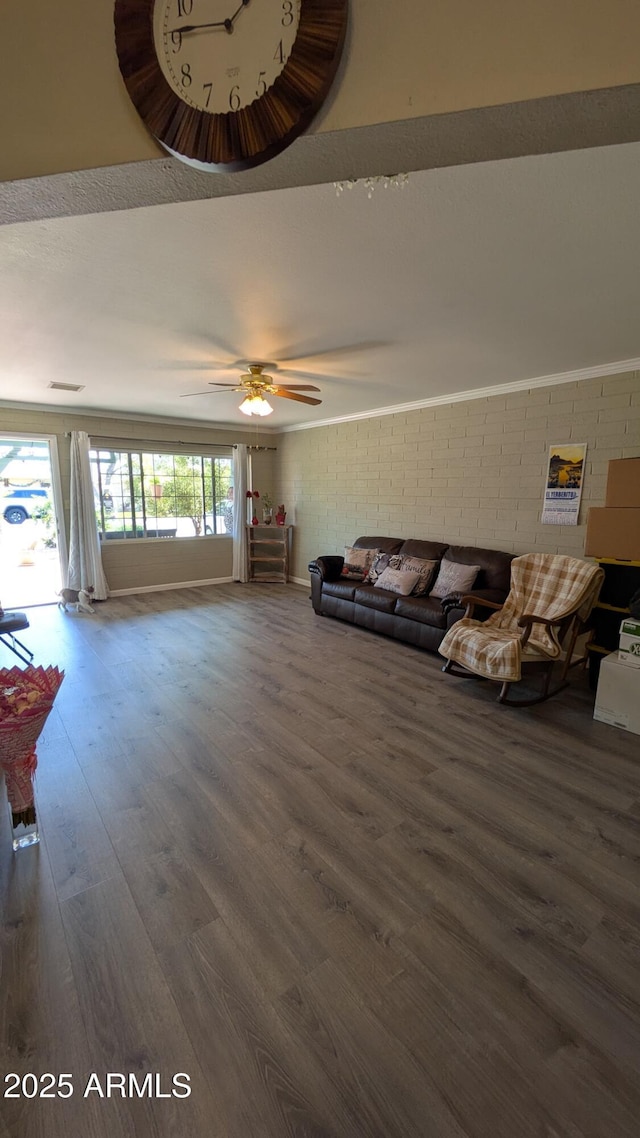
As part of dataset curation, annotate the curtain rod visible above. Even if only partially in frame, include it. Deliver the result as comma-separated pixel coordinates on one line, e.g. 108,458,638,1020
65,432,276,451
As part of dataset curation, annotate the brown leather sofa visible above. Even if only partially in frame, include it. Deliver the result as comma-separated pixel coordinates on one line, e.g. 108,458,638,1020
308,536,514,653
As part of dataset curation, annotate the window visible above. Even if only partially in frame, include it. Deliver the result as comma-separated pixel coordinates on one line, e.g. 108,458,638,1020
89,448,233,539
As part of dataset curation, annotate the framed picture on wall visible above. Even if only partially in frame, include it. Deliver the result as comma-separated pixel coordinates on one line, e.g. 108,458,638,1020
541,443,587,525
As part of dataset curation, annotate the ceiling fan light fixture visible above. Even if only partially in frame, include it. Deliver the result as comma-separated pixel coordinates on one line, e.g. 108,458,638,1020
239,392,273,417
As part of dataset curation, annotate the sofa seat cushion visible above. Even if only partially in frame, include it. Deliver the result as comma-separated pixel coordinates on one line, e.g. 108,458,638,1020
353,585,398,613
394,595,448,628
323,580,360,601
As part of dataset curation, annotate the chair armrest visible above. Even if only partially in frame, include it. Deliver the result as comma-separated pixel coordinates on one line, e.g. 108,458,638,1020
517,614,556,628
308,555,344,582
459,592,505,619
516,613,562,649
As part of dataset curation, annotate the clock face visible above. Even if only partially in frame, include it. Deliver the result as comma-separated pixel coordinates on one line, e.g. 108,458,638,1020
115,0,348,171
152,0,302,116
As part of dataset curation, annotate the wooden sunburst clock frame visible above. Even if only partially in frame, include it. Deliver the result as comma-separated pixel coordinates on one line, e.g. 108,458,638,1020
114,0,349,172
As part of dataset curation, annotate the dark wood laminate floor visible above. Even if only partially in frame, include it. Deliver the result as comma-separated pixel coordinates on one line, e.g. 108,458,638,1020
1,583,639,1138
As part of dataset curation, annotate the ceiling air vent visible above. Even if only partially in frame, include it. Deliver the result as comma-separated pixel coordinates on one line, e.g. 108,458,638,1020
48,382,85,392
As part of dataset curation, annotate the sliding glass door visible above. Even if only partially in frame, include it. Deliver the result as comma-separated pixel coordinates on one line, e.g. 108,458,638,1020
0,434,67,608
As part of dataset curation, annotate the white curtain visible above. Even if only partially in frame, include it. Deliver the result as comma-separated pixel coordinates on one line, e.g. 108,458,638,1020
67,431,109,600
232,444,249,582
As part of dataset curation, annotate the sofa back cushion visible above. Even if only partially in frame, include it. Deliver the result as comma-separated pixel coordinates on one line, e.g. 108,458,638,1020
444,544,514,593
354,536,404,554
398,538,449,562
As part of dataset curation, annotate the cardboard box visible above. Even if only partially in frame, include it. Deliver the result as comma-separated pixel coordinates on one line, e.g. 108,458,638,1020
584,507,640,560
619,617,640,668
594,652,640,734
606,457,640,509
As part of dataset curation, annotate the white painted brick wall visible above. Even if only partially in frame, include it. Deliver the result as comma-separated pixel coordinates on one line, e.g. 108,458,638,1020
277,372,640,580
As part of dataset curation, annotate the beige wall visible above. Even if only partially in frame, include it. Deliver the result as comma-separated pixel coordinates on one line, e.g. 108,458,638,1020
0,405,276,592
277,372,640,581
3,372,639,592
4,0,640,181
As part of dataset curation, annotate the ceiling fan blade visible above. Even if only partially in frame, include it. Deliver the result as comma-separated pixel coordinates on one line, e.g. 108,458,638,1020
190,332,242,360
277,368,336,383
272,388,322,406
155,361,236,372
180,387,240,397
207,382,241,387
273,383,321,391
276,340,391,364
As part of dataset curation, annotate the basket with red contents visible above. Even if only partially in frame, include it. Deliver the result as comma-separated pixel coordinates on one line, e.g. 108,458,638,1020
0,665,64,850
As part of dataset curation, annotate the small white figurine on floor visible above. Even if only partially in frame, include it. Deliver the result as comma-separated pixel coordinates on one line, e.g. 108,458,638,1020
58,585,95,614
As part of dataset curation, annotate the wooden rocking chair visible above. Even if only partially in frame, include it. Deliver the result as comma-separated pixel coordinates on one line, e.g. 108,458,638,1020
438,553,604,707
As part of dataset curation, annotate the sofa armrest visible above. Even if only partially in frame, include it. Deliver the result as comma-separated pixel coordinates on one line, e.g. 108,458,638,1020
308,555,344,613
308,555,344,581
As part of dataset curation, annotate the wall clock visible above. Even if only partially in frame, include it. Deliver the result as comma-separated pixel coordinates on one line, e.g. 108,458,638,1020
114,0,348,172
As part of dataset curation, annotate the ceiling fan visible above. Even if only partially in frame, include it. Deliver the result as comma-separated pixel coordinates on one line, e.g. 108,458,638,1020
180,362,322,417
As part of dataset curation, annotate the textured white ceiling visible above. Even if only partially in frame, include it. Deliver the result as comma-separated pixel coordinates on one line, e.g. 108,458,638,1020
1,140,640,429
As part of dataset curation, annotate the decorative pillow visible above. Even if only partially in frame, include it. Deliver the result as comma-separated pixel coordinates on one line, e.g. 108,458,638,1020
341,546,379,581
429,559,481,599
374,567,422,595
398,556,439,596
365,551,403,584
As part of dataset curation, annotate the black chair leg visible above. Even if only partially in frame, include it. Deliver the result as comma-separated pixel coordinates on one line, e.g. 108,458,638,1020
0,633,34,665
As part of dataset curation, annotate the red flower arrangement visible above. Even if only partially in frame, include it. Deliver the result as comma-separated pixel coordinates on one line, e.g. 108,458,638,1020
246,489,260,524
0,665,65,848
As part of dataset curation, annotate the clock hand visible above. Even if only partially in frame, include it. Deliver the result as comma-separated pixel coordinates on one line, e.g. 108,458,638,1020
176,20,227,34
228,0,252,24
178,0,250,36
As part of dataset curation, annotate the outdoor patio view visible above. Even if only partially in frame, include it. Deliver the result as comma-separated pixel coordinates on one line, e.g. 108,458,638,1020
89,448,234,540
0,438,61,608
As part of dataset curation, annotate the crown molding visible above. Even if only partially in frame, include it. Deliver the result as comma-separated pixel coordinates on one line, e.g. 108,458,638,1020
280,357,640,433
0,399,279,436
1,356,637,436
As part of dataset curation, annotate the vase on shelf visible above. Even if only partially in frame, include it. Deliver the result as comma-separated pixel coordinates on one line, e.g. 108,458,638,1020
262,508,273,525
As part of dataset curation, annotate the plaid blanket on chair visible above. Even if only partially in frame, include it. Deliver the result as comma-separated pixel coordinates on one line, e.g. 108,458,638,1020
439,553,604,683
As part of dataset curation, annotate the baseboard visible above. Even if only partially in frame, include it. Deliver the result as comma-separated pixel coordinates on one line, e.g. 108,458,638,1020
109,576,233,597
290,575,310,587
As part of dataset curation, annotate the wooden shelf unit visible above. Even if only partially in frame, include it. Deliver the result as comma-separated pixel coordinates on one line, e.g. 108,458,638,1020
587,556,640,687
247,524,291,583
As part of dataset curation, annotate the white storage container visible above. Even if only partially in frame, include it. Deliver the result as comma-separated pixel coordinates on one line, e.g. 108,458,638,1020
594,652,640,735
